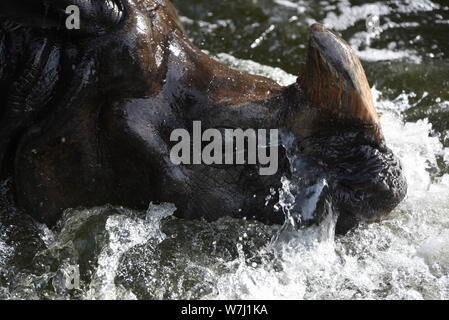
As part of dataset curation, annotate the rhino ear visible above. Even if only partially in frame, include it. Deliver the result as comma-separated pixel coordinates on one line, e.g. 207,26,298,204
299,24,382,144
0,0,124,34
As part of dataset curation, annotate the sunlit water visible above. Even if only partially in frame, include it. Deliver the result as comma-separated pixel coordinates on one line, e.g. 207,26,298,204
1,0,448,300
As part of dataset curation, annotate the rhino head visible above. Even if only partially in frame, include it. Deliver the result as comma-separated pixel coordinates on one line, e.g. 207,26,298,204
0,0,406,234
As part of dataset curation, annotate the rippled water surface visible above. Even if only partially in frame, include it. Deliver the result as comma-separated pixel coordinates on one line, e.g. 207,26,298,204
1,0,448,300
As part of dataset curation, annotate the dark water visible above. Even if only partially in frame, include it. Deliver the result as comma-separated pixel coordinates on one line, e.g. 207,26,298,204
1,0,448,300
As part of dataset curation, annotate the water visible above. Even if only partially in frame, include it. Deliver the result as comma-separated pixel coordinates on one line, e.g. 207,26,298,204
1,0,449,300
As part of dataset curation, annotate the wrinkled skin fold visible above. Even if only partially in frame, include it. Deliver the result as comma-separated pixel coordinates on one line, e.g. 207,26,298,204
0,0,407,234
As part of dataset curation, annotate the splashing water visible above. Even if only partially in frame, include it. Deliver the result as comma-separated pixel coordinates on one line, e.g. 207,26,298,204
84,203,176,299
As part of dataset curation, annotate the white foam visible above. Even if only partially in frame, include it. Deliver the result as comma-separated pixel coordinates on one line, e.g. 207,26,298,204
323,1,391,31
215,53,297,86
357,47,422,63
